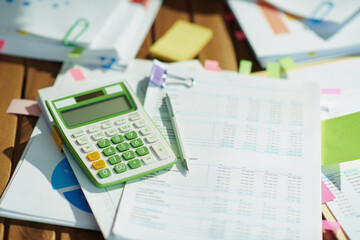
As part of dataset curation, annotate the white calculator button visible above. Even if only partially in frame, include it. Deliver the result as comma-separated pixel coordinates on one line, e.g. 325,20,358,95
134,119,146,128
141,154,155,165
92,131,105,140
129,113,140,121
140,127,152,136
101,121,113,129
115,118,127,125
119,124,132,133
105,128,118,136
151,142,169,160
88,125,100,133
76,136,89,145
82,144,94,153
72,129,85,138
145,134,158,143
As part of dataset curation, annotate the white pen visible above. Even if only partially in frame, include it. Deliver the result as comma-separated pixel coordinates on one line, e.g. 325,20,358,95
165,93,190,172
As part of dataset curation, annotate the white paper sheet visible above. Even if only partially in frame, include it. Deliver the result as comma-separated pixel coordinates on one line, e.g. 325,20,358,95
227,0,360,67
267,0,360,23
111,70,322,239
322,159,360,238
0,0,119,46
287,57,360,120
0,116,98,230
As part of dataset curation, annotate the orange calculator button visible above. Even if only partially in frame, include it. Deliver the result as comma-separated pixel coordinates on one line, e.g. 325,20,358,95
92,160,106,170
87,151,100,161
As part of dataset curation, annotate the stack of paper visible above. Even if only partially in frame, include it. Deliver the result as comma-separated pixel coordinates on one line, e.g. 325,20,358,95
111,68,322,239
227,0,360,67
0,0,162,66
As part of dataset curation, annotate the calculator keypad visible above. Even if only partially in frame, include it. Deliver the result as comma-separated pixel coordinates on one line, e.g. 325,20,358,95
70,112,170,184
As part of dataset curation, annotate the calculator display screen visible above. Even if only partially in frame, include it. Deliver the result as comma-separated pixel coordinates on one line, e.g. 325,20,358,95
61,95,132,127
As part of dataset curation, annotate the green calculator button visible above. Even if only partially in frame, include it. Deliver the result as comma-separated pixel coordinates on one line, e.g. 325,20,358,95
125,131,138,140
108,155,121,165
103,146,116,156
128,159,141,169
111,135,124,144
122,150,136,160
116,142,130,152
98,168,111,178
97,139,110,148
114,163,127,174
136,146,149,156
130,138,144,148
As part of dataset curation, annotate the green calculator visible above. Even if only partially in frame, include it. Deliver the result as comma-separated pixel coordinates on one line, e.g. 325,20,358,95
44,79,176,188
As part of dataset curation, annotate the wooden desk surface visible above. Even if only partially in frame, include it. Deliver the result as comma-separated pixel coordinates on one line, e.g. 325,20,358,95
0,0,336,239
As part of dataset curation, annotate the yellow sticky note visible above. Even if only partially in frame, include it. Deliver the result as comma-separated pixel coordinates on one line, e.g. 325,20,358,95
150,20,213,62
68,48,84,58
238,60,252,75
322,112,360,165
266,62,280,78
52,125,63,152
279,57,296,71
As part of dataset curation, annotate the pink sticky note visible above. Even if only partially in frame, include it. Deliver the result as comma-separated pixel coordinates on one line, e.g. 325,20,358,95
322,180,335,204
0,39,5,50
321,88,341,95
235,31,246,41
224,12,235,22
322,220,340,231
69,67,86,81
131,0,147,5
204,59,221,72
6,99,41,117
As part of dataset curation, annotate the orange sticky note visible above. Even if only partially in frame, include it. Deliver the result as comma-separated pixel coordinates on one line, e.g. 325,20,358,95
322,180,335,204
204,59,221,72
69,67,86,81
258,1,289,35
6,99,41,117
0,39,5,50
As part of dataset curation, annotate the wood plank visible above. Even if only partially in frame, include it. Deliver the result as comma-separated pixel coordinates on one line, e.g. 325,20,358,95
153,0,190,41
0,218,4,240
12,59,61,168
190,0,238,71
7,59,61,240
136,28,154,59
57,226,103,240
7,220,55,240
0,55,24,198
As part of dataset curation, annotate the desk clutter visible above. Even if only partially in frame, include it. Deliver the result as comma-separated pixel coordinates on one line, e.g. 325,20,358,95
1,0,360,239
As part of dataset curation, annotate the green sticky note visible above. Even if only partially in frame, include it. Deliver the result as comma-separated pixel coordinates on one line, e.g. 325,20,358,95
266,62,280,78
279,57,296,71
68,48,84,58
238,60,252,75
150,20,213,62
322,111,360,165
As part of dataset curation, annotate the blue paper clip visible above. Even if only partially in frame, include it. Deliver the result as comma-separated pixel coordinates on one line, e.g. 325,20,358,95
310,1,334,23
101,57,117,69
